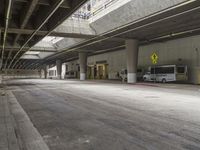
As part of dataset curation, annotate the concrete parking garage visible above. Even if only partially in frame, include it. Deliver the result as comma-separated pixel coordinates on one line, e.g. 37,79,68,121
1,0,200,150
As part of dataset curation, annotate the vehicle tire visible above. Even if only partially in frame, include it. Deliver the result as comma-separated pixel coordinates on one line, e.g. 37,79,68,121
162,78,166,83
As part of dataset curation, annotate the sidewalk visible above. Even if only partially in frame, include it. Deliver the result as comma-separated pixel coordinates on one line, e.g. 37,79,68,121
0,88,20,150
0,86,49,150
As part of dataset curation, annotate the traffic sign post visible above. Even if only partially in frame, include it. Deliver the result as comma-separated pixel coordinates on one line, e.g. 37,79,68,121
151,52,159,83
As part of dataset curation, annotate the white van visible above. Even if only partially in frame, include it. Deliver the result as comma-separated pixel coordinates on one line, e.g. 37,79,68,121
143,65,188,83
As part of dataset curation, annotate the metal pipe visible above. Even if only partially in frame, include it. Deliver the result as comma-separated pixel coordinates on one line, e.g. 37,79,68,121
8,0,65,69
1,0,12,69
45,0,200,60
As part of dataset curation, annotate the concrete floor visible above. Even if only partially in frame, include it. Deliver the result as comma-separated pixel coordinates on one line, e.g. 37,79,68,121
3,79,200,150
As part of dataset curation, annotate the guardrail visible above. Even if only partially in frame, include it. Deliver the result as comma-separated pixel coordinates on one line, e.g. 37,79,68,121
71,0,120,20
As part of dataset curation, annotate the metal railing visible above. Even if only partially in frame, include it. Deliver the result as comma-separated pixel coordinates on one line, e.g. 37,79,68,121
71,0,120,20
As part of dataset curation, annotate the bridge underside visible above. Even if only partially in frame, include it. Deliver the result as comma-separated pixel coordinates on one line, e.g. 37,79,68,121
0,0,87,69
42,0,200,69
1,0,200,70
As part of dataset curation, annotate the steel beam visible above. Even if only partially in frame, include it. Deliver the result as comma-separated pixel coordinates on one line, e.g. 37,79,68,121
15,0,70,8
13,0,39,45
6,0,40,69
1,28,96,39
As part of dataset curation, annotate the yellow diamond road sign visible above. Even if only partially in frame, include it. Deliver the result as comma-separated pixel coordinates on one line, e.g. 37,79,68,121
152,60,157,64
151,53,158,64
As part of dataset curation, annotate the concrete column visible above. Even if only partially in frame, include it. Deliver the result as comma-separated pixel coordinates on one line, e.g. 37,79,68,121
0,59,3,83
126,39,139,83
39,69,42,79
0,74,2,84
56,60,62,79
0,59,2,69
79,52,87,81
44,65,48,79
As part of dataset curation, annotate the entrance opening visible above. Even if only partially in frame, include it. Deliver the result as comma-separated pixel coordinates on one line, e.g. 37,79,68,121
96,64,108,79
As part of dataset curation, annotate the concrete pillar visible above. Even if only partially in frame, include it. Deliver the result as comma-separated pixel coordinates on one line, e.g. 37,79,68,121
44,65,48,79
39,69,42,79
56,60,62,79
0,59,2,69
79,52,87,81
126,39,139,83
0,74,2,84
0,59,3,83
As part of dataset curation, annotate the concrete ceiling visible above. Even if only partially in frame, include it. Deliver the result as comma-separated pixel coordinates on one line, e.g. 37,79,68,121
0,0,88,69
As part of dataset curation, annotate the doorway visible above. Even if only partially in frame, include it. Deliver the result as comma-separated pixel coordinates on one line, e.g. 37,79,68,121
96,64,108,79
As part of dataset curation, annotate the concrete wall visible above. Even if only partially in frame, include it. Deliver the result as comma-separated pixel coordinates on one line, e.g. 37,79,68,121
65,35,200,84
139,36,200,83
1,69,41,79
90,0,186,34
87,50,126,79
140,35,199,84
